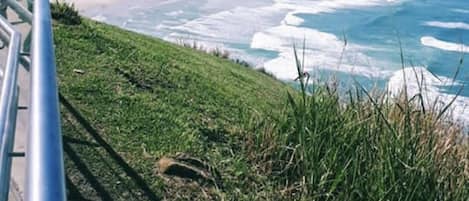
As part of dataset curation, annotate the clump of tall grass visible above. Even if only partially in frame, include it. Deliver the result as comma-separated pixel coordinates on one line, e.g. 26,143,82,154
176,39,256,67
210,47,230,59
51,0,81,25
242,46,468,200
177,40,230,59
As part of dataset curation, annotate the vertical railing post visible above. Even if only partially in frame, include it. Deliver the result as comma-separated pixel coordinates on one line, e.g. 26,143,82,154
5,0,33,23
25,0,66,200
0,14,21,200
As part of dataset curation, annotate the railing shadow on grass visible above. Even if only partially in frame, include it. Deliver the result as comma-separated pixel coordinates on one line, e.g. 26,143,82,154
63,139,113,201
65,173,97,201
59,93,161,201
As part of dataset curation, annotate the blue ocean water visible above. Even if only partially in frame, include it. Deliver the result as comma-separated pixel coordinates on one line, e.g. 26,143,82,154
299,0,469,81
83,0,469,123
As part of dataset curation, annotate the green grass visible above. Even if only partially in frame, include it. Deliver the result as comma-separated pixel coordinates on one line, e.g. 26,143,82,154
54,18,291,200
241,48,469,200
53,5,468,201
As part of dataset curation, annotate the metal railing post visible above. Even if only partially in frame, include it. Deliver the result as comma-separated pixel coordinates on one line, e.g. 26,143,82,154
0,14,21,200
5,0,32,23
25,0,66,200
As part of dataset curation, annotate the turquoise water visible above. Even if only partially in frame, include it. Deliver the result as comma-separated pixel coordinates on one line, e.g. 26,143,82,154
83,0,469,123
298,0,469,80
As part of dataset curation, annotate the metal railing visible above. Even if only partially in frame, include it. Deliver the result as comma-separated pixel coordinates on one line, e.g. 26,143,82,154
0,0,66,200
25,0,66,200
0,12,21,201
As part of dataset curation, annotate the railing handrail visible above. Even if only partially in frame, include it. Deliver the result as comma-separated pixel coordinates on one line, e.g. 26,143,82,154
25,0,66,200
0,14,21,201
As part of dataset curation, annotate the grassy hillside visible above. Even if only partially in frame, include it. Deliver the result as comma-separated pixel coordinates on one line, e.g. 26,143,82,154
54,17,293,200
53,4,468,201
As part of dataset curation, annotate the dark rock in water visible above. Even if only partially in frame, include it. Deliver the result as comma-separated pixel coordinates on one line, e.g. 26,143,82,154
156,153,222,188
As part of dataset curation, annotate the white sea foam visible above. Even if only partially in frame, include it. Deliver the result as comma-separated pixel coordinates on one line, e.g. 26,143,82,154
261,52,391,80
155,19,189,30
165,10,184,17
165,6,285,46
201,0,273,12
272,0,388,13
388,67,469,124
282,13,304,26
92,14,107,22
423,21,469,30
452,9,469,14
251,24,392,80
421,36,469,53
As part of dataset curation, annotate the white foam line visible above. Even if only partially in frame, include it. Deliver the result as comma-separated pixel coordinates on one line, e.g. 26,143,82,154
165,10,184,17
421,36,469,53
273,0,388,13
282,13,304,26
423,21,469,30
274,0,391,29
92,14,108,22
452,9,469,14
167,6,284,45
262,52,392,80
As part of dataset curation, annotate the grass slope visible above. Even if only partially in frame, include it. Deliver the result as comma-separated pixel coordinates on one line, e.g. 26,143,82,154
55,19,290,200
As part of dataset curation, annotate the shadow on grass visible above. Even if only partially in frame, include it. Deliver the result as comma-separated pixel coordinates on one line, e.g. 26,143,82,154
60,93,161,201
114,68,153,91
63,140,113,200
65,166,101,201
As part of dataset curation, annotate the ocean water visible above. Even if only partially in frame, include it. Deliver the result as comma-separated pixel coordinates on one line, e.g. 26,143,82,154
82,0,469,124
